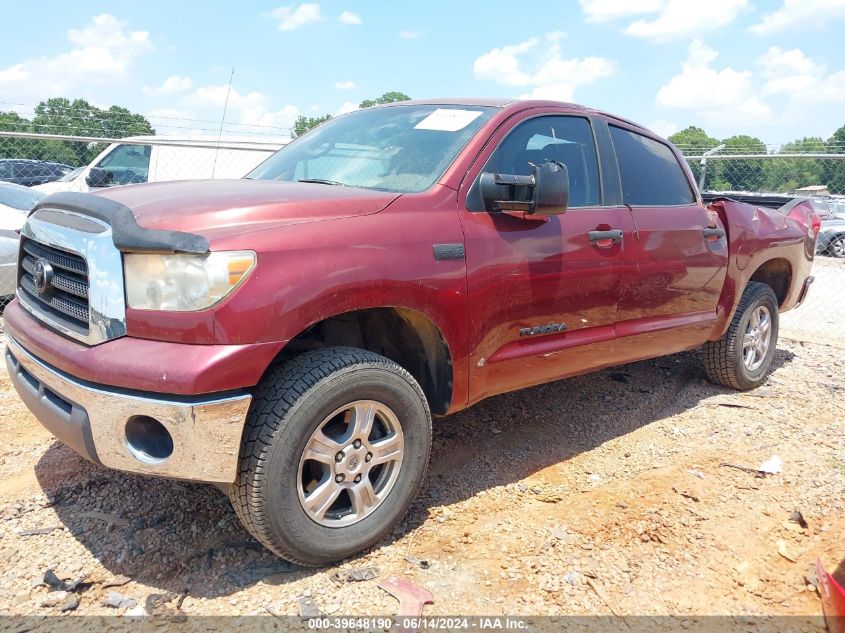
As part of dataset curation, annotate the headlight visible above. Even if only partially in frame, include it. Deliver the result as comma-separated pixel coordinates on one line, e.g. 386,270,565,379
124,250,256,311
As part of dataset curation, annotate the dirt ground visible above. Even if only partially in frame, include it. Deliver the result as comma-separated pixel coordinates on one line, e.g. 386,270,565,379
0,257,842,624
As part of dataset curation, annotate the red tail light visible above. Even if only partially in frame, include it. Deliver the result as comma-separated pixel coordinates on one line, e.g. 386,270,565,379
810,212,821,236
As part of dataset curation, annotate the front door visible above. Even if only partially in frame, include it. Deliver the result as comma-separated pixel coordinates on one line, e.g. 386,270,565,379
459,113,633,404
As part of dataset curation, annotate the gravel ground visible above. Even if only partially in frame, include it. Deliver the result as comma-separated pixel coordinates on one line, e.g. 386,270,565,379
0,257,842,624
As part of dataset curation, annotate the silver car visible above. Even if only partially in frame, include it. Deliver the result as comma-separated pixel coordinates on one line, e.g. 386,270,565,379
1,182,43,299
817,217,845,258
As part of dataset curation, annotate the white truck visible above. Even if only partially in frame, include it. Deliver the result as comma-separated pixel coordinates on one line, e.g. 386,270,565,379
34,135,287,194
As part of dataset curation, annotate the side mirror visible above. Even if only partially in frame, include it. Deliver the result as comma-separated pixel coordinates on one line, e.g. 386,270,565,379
86,167,111,188
479,161,569,215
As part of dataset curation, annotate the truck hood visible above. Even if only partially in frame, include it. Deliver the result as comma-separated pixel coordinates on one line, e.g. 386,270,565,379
91,179,402,237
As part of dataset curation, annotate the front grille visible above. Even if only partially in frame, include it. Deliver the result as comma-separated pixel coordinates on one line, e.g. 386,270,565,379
18,237,90,333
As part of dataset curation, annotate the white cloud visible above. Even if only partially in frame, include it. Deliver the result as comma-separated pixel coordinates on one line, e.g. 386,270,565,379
0,14,152,102
143,75,193,96
187,84,299,129
399,30,422,39
473,36,615,102
656,40,772,123
648,120,679,138
579,0,663,22
474,39,537,86
266,3,324,31
758,46,845,103
626,0,749,40
334,80,356,90
750,0,845,35
336,101,359,115
338,10,362,25
581,0,749,40
0,64,30,84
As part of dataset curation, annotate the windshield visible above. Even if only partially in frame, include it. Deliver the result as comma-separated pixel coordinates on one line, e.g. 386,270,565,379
58,166,84,182
248,104,497,193
0,183,44,210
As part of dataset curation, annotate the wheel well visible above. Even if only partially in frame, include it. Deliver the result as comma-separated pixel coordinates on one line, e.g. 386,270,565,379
749,258,792,306
279,308,453,415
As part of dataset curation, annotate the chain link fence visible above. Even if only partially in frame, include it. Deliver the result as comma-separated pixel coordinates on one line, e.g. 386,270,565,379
1,131,844,305
684,153,845,196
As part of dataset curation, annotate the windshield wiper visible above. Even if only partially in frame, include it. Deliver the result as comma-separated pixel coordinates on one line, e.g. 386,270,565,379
297,178,359,188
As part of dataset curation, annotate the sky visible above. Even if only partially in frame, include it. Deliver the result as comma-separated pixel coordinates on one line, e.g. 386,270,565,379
1,0,844,146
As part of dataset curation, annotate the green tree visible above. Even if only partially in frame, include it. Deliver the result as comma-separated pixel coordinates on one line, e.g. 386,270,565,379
28,97,154,165
668,126,719,155
762,137,826,193
0,111,37,159
823,125,845,193
668,126,723,188
359,91,411,108
720,135,767,191
292,114,332,138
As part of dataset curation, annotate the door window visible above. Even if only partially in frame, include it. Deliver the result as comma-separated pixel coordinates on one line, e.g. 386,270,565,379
483,116,601,207
609,126,694,206
96,144,151,185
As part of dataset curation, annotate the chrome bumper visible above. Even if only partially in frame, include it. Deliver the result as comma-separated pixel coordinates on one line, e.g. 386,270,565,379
5,336,251,483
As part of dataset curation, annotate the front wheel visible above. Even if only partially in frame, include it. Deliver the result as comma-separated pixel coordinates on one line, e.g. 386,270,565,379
702,282,779,390
230,347,432,566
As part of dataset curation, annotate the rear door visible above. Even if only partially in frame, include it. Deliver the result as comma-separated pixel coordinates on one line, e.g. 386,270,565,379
459,112,633,403
606,123,728,335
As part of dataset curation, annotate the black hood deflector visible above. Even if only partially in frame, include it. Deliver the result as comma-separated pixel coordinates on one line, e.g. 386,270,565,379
31,191,209,254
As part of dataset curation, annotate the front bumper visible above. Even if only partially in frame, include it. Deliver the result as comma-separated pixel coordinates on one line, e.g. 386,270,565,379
5,335,252,483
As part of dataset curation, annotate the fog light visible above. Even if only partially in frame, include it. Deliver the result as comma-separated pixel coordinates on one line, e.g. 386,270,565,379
125,415,174,464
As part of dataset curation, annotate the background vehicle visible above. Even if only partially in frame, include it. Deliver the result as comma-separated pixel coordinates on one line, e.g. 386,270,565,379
34,135,287,194
818,217,845,257
0,182,43,300
5,99,818,567
828,200,845,220
0,160,74,187
811,198,833,220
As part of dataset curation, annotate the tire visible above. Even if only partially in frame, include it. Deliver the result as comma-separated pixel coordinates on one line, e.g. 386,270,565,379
702,282,779,391
828,234,845,258
230,347,432,566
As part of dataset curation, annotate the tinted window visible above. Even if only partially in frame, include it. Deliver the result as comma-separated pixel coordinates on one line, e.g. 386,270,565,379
0,163,11,179
609,126,694,206
484,116,600,207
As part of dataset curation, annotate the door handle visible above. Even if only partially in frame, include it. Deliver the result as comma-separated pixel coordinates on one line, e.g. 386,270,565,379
702,227,726,240
588,229,623,247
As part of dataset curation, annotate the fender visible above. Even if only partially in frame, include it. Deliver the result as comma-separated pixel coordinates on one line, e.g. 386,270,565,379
707,198,814,340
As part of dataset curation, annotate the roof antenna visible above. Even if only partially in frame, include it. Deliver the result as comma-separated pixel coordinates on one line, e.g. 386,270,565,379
211,67,234,179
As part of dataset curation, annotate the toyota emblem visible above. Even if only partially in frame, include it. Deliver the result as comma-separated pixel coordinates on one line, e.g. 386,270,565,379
33,258,53,293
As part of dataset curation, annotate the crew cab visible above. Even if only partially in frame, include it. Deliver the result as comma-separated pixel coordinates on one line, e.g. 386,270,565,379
3,99,817,566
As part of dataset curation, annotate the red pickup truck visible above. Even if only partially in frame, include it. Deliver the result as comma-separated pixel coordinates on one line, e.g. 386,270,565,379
4,99,817,566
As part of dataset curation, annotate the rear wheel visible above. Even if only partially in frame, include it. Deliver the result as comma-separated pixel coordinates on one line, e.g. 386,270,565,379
230,347,431,566
702,282,779,390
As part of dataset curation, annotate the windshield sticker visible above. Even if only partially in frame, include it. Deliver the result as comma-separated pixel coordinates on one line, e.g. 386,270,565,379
414,109,483,132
